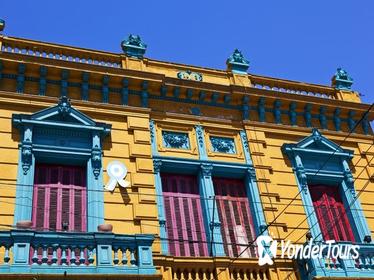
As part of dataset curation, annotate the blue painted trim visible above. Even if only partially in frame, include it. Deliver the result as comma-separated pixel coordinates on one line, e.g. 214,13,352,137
282,129,372,279
1,64,370,135
149,120,158,156
1,230,157,275
154,155,268,257
60,69,69,97
244,168,267,236
102,75,109,103
81,72,90,101
152,160,168,255
39,66,47,96
198,164,225,256
195,125,208,160
16,64,25,93
12,98,111,232
240,130,253,165
14,152,35,222
121,78,129,105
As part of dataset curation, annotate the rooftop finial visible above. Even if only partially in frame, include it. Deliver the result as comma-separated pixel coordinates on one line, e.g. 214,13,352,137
121,34,147,59
226,49,249,74
332,67,353,90
0,18,5,32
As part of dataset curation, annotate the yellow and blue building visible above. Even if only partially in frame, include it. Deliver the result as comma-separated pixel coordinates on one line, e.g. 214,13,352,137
0,19,373,279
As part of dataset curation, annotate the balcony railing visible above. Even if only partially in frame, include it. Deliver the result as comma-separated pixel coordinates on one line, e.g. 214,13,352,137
301,242,374,279
0,36,121,68
0,229,156,275
250,75,337,100
154,256,270,280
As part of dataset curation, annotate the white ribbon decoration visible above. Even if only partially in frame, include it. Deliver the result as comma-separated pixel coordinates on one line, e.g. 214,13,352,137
105,161,130,191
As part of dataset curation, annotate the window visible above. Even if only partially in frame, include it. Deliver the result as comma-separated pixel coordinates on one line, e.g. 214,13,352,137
309,185,355,242
213,178,256,258
32,164,87,232
161,173,208,257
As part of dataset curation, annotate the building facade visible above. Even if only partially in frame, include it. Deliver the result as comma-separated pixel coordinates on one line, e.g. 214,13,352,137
0,20,373,279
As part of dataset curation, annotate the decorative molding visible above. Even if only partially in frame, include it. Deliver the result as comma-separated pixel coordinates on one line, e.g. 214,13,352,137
282,128,371,244
121,78,129,105
333,108,341,131
60,69,69,97
21,141,32,175
57,96,72,119
289,102,297,126
273,100,282,124
210,136,236,154
240,130,252,164
153,159,162,173
348,110,356,131
81,72,90,101
102,75,109,103
16,64,25,93
91,146,102,179
195,125,207,160
200,163,213,177
141,80,149,108
258,97,266,122
304,104,312,127
1,63,371,135
162,131,189,149
39,66,47,96
177,70,203,82
319,106,327,129
12,97,111,231
121,34,147,59
246,167,257,179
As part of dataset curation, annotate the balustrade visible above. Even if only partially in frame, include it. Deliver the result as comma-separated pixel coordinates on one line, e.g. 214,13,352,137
251,75,337,100
0,230,155,275
0,36,121,68
302,242,374,279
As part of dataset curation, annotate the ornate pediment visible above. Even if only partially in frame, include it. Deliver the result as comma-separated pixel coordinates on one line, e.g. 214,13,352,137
13,97,111,135
282,129,353,159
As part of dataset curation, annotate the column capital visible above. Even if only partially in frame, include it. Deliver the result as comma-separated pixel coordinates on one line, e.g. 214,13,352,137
153,159,162,173
246,167,257,178
200,163,213,177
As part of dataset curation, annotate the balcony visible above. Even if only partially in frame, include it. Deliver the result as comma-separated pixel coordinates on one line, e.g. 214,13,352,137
300,242,374,279
154,256,272,280
0,229,158,277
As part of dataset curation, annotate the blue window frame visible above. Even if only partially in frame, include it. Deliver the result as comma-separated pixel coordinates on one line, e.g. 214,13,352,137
282,129,371,243
12,97,111,232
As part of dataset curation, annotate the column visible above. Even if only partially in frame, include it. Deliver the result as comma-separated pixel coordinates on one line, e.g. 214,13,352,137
153,159,168,255
198,163,225,257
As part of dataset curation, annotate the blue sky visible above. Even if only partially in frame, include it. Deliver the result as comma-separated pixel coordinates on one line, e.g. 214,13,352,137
1,0,373,104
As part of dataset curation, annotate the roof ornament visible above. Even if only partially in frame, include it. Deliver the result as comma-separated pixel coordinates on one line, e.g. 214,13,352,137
332,67,353,90
0,18,4,32
121,34,147,59
226,49,249,74
58,96,72,119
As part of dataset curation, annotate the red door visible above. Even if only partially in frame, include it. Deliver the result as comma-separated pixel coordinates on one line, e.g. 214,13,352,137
309,185,355,242
213,178,256,258
161,173,209,257
32,164,87,232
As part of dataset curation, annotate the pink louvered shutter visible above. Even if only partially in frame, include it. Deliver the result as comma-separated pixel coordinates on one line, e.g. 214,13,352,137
309,185,355,242
213,178,256,258
162,174,208,257
32,165,87,232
